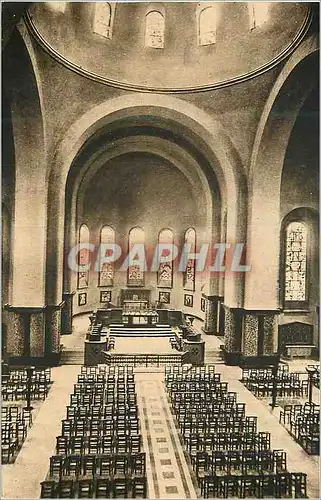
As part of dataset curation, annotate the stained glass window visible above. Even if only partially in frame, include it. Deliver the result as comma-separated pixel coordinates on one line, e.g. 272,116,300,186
198,5,217,46
183,228,196,291
248,2,270,30
93,2,115,39
99,226,115,286
285,222,307,302
157,229,174,288
128,227,145,286
77,224,90,289
145,11,165,49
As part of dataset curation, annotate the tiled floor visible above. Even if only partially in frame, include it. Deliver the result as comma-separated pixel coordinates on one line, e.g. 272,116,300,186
136,371,197,499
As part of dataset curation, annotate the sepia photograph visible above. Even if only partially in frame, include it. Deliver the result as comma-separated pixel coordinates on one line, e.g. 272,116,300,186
1,2,319,499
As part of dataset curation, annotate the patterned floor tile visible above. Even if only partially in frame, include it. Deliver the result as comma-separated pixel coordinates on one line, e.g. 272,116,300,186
160,459,172,465
165,486,179,494
163,471,175,479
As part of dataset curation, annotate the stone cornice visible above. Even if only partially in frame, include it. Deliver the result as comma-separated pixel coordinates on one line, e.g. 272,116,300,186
4,302,65,313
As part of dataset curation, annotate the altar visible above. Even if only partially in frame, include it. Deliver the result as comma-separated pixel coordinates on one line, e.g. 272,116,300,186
122,309,158,326
123,299,148,311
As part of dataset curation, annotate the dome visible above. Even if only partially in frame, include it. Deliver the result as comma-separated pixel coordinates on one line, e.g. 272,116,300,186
26,2,311,92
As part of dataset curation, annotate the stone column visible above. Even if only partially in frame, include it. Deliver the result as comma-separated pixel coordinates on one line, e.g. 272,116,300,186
46,303,64,354
218,298,225,336
202,295,219,335
223,305,242,364
243,310,278,356
263,313,277,355
5,307,27,356
243,313,259,356
30,309,46,357
61,291,75,335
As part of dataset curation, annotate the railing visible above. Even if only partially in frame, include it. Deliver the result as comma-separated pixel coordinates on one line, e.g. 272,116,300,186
102,351,189,367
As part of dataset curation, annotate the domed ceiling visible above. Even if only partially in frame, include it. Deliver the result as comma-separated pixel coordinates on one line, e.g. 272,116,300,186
26,2,311,92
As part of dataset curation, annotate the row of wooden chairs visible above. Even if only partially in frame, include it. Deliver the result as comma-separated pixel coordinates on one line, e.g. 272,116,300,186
2,367,52,401
70,391,137,406
166,365,308,498
1,406,33,463
49,453,146,478
80,366,133,376
184,432,271,453
241,367,309,398
41,475,147,498
68,400,137,412
56,435,142,455
60,419,140,440
4,367,51,383
179,416,258,436
165,364,216,375
280,402,319,455
191,449,287,476
41,366,145,497
201,471,307,499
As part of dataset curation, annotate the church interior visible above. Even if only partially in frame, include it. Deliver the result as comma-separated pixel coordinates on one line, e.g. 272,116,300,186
1,2,320,499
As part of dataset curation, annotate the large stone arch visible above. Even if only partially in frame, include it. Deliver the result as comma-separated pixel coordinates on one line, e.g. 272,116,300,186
245,36,319,310
64,136,216,299
47,94,247,310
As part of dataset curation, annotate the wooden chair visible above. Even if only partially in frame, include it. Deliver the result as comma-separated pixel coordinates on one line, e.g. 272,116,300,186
40,480,57,498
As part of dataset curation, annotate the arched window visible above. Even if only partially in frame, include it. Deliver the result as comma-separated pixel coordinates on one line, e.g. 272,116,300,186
248,2,270,30
145,11,165,49
284,221,308,304
157,229,174,288
128,227,145,286
77,224,90,289
198,5,217,46
93,2,116,39
183,228,196,291
99,226,115,286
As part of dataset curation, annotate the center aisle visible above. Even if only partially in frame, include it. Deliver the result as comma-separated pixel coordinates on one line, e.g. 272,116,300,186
135,370,197,499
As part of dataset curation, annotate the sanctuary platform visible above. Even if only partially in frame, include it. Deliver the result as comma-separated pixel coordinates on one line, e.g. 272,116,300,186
84,302,205,367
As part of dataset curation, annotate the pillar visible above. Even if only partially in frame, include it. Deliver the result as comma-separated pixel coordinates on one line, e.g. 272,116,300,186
5,305,61,359
46,303,64,354
29,309,46,357
61,291,75,335
6,307,27,357
223,305,242,356
202,295,219,335
243,310,278,356
218,298,225,336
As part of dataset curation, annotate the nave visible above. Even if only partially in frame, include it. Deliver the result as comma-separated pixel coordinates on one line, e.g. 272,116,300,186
2,346,319,499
